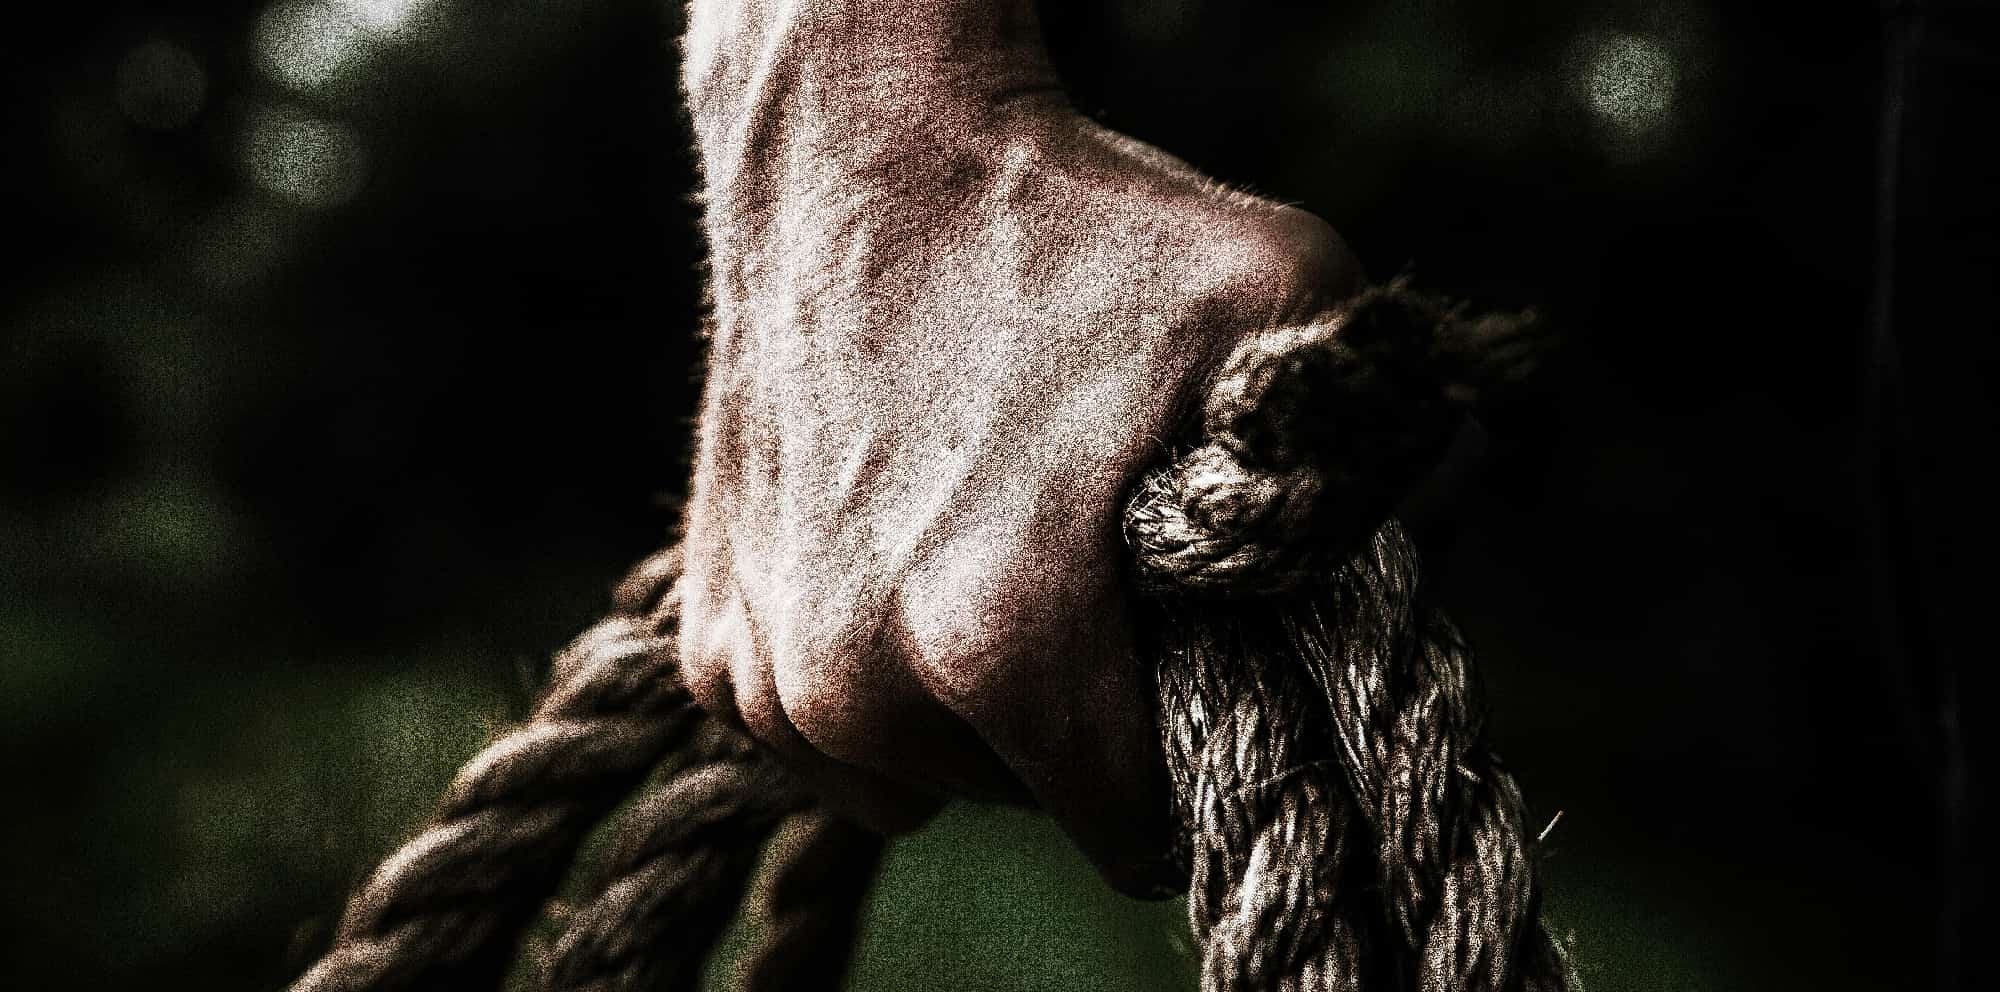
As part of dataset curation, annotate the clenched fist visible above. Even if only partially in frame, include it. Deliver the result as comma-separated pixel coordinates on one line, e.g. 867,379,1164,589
675,0,1361,896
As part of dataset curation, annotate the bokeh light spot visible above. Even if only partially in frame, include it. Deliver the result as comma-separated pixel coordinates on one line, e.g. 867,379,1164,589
255,1,372,92
241,105,368,208
1580,32,1679,135
114,39,208,130
255,0,433,93
335,0,431,36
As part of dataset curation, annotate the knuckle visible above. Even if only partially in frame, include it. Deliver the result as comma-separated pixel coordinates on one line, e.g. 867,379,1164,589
768,617,923,768
673,576,733,715
734,687,799,757
895,559,1015,684
677,639,741,729
1211,204,1364,318
1274,206,1363,296
771,663,861,760
896,573,1050,719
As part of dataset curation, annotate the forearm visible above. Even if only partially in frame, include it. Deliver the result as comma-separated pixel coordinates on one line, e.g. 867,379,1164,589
681,0,1061,137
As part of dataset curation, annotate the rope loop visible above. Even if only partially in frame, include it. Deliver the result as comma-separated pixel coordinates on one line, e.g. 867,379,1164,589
1134,280,1571,990
1126,277,1543,596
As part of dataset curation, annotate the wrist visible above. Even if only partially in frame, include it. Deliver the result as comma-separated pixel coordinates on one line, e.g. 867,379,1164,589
682,0,1061,121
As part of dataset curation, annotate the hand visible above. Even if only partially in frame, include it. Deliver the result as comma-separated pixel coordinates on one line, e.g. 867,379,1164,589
675,0,1361,896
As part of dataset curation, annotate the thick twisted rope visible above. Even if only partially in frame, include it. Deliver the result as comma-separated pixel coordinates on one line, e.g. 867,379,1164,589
1146,522,1572,991
535,766,883,992
1127,277,1543,596
1153,573,1380,990
538,721,810,990
290,548,780,992
1131,281,1573,991
732,811,888,991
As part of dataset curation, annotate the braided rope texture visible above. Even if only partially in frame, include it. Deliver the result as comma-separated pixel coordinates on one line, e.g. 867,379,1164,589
539,722,810,991
1130,279,1570,990
1126,277,1542,596
1156,566,1378,991
290,548,756,992
1151,518,1574,992
734,811,888,991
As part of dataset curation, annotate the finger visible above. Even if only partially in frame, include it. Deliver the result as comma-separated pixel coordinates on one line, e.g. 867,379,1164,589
908,575,1184,899
680,595,946,836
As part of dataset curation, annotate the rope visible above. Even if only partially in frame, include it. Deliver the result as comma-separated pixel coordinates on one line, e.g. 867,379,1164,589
290,548,745,992
539,723,810,991
1130,281,1574,991
735,811,888,991
1126,277,1543,596
1154,572,1379,990
1148,521,1573,991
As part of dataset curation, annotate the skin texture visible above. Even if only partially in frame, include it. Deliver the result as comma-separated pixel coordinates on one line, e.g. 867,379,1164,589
678,0,1362,897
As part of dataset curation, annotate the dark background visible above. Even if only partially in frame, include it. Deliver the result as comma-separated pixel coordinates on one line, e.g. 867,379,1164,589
4,1,1992,989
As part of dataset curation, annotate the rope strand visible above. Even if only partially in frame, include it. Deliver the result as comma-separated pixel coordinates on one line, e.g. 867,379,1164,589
541,724,809,991
736,811,888,992
1151,519,1574,992
291,551,701,992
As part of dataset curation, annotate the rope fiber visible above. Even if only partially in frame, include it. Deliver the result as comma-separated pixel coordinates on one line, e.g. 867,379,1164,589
539,724,809,990
1148,522,1573,992
290,549,826,992
291,547,698,992
1132,278,1572,991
